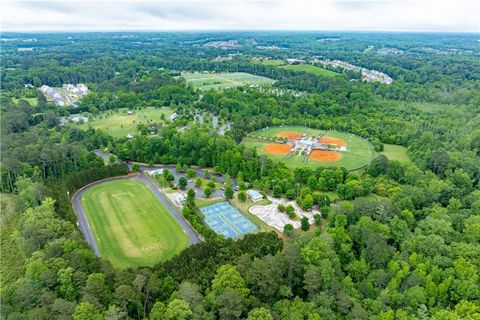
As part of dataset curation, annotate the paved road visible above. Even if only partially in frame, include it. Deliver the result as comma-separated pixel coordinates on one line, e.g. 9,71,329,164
71,174,201,257
95,150,238,199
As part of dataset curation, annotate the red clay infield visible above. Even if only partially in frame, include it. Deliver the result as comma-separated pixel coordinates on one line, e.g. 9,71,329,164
319,136,346,147
310,150,342,162
277,132,302,140
264,143,293,154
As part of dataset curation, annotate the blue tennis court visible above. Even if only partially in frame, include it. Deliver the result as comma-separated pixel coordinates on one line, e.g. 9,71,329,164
200,202,258,238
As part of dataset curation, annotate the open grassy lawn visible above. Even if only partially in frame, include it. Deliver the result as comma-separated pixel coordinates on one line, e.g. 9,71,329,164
12,97,38,106
381,144,412,164
80,107,173,138
280,64,340,78
81,179,188,269
181,72,276,91
243,126,375,171
257,59,286,67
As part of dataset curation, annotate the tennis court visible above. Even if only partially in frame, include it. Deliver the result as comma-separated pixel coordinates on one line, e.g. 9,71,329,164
200,202,258,238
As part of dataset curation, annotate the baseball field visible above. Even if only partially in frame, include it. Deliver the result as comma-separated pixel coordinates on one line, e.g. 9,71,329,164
243,126,375,170
80,179,188,269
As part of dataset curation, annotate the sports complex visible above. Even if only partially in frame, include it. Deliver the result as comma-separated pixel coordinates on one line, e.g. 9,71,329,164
200,201,258,238
78,178,191,269
242,126,376,170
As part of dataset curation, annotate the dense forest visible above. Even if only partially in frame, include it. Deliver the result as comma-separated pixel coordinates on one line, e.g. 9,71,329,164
1,32,479,319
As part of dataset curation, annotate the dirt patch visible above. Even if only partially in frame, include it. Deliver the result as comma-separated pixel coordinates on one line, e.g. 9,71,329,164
319,136,346,147
310,150,341,162
264,143,292,154
277,132,302,140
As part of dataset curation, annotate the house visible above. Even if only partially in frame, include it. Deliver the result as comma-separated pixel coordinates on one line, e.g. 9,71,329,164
170,113,179,121
247,189,263,202
70,115,88,124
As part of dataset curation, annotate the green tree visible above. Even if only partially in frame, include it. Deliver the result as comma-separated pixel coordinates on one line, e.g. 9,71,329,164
284,224,294,236
164,299,192,320
178,177,188,189
225,186,234,199
204,186,212,198
238,191,247,202
286,205,296,219
247,307,273,320
73,302,103,320
149,301,166,320
301,217,310,231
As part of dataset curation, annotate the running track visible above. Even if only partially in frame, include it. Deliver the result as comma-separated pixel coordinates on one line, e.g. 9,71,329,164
71,174,201,257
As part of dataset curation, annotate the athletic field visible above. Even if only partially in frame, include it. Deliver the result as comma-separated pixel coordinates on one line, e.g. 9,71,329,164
181,72,276,91
80,179,188,269
80,107,174,138
280,64,340,78
200,202,258,238
243,126,375,170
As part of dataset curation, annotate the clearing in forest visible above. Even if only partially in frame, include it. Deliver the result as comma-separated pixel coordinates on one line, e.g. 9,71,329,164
243,126,375,170
280,64,340,77
181,72,276,91
80,179,188,269
80,107,174,138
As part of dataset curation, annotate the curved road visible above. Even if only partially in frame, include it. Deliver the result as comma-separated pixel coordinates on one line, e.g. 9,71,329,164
71,174,201,257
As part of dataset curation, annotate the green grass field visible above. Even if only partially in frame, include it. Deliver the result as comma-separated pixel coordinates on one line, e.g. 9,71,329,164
181,72,276,91
80,107,173,138
12,97,38,106
381,144,412,164
256,59,286,67
243,126,375,171
280,64,340,77
81,179,188,269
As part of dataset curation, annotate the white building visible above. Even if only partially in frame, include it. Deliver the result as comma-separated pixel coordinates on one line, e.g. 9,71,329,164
247,189,263,202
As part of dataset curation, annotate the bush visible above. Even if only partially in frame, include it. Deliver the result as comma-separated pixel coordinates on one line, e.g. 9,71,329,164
286,205,296,219
301,217,310,231
284,224,294,236
238,191,247,202
278,204,286,212
313,213,321,225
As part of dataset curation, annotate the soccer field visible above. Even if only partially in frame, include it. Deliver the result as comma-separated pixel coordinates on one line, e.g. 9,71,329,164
243,126,375,171
80,179,188,269
181,72,276,91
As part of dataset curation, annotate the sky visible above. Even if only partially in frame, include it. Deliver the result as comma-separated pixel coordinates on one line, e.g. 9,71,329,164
1,0,479,32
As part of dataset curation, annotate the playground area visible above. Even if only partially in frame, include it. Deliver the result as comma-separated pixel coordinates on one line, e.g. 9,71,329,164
249,196,318,232
200,202,258,238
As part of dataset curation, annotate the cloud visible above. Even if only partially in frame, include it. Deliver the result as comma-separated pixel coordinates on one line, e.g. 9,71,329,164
1,0,479,32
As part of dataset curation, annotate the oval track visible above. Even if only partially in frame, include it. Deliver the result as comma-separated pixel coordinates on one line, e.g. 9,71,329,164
71,174,201,257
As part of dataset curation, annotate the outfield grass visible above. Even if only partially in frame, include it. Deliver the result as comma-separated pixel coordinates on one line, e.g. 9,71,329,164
80,107,173,138
244,126,375,171
81,179,188,269
181,72,276,91
280,64,340,78
381,144,412,164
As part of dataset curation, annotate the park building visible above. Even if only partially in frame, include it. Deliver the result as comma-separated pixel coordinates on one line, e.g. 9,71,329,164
247,189,263,202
